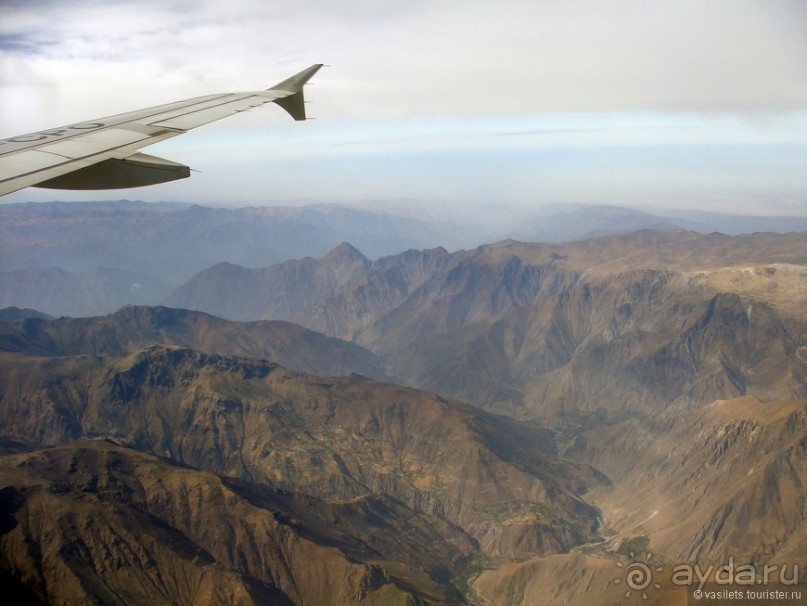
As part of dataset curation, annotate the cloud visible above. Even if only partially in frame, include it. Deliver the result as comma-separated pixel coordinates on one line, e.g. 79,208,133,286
0,0,805,212
2,0,805,121
0,33,55,55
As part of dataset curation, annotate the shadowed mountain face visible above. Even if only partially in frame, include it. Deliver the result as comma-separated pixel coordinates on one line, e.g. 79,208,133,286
0,305,393,382
0,307,52,322
165,242,376,325
0,347,602,557
165,231,807,425
0,440,475,605
396,270,807,424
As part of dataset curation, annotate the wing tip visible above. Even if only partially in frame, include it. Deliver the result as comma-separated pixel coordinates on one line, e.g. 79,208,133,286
268,64,324,121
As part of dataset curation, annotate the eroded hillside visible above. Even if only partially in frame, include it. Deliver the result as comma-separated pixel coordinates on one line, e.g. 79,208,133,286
0,440,474,605
1,229,805,604
161,230,807,601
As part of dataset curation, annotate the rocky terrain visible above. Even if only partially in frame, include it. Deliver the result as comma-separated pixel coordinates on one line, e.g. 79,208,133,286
568,395,807,563
162,229,807,600
0,227,805,604
0,304,392,381
165,231,807,422
0,345,602,555
0,332,606,603
0,440,474,605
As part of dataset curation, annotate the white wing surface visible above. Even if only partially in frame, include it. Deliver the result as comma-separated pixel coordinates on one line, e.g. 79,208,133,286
0,64,323,196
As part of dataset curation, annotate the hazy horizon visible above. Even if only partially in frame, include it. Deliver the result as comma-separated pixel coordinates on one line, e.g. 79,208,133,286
4,196,807,222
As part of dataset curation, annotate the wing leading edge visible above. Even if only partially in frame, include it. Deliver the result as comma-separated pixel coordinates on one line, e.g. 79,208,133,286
0,64,323,196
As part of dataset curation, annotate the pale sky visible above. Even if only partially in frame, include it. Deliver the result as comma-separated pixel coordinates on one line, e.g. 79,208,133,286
1,0,806,215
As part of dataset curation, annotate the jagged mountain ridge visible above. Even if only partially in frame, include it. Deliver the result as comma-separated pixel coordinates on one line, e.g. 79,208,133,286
394,268,807,423
165,242,374,324
2,226,806,604
159,229,807,599
0,201,475,318
0,304,392,381
164,232,807,420
166,230,807,338
0,345,604,562
4,199,805,318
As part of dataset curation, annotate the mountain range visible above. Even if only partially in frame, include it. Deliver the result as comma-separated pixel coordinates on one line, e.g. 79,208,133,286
0,304,392,382
2,199,807,318
160,229,807,569
0,205,805,604
0,440,474,604
166,231,807,416
0,338,603,603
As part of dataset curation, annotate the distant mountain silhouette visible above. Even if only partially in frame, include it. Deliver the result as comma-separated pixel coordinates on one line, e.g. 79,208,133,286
0,201,469,284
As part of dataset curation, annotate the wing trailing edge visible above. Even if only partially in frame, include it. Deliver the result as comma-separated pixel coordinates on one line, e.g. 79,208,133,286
35,153,190,190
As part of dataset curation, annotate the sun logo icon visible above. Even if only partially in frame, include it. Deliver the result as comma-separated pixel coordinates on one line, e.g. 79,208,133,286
614,552,664,600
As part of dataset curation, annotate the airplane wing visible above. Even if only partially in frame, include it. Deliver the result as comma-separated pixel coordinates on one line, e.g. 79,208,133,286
0,64,323,197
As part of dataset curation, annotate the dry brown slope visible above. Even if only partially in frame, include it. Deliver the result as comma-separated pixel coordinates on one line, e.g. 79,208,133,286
566,396,807,564
0,304,392,381
471,397,807,605
1,440,462,605
160,231,807,359
393,266,807,425
0,346,603,560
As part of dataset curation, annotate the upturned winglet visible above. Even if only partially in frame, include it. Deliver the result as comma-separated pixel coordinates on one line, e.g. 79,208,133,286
267,64,324,121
